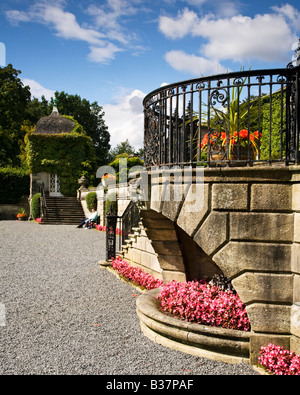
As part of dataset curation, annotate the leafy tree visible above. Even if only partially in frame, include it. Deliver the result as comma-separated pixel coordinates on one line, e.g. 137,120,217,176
108,138,135,161
52,91,110,166
109,153,144,183
0,64,31,166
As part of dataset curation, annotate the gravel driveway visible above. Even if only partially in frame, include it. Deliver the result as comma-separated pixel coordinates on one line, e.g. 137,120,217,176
0,221,258,375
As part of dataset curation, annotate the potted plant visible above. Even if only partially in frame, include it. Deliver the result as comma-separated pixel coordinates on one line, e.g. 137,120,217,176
16,208,27,221
201,129,262,161
101,173,116,188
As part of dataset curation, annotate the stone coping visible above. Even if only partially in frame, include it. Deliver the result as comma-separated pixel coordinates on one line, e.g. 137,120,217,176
136,288,252,365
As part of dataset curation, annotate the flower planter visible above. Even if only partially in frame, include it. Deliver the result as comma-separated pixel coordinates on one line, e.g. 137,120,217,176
230,146,255,163
17,217,27,221
101,178,116,188
136,289,251,364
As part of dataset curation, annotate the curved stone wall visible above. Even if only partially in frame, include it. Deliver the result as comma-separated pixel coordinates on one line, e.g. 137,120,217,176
136,165,300,363
137,288,251,364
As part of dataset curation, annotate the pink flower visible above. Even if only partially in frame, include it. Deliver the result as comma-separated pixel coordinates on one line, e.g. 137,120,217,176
258,344,300,375
156,280,251,331
111,257,163,290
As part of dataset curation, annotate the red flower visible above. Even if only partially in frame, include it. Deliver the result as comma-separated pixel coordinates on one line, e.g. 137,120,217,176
239,129,249,139
254,130,262,139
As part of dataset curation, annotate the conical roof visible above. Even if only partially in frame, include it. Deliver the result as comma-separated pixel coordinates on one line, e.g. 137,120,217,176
34,103,75,135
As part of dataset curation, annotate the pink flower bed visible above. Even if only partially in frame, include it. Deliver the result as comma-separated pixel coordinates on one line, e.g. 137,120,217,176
96,225,122,235
96,225,106,231
111,257,163,290
156,280,251,332
258,343,300,375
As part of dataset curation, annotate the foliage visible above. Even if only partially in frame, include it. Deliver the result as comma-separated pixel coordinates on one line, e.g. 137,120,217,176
258,343,300,375
0,64,111,170
0,167,30,204
111,257,164,291
109,153,144,183
108,139,136,161
52,91,110,166
30,193,41,219
85,191,97,212
17,208,27,218
0,65,31,166
201,129,261,158
105,192,117,216
260,93,286,160
157,280,251,331
25,128,97,196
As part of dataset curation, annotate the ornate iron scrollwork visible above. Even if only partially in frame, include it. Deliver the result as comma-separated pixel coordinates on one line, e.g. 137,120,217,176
106,214,117,261
144,105,160,167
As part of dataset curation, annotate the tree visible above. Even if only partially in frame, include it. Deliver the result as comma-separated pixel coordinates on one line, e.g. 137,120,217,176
108,139,136,162
0,64,31,166
52,92,110,166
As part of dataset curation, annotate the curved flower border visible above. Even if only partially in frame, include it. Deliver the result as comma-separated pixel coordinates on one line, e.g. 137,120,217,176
156,280,251,332
111,257,163,291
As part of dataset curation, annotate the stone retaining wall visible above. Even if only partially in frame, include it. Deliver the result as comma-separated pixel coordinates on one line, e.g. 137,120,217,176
136,288,251,364
130,165,300,363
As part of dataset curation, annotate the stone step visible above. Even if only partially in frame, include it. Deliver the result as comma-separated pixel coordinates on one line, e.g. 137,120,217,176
43,196,85,224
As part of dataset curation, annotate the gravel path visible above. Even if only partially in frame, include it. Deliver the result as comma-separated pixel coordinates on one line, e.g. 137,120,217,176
0,221,258,375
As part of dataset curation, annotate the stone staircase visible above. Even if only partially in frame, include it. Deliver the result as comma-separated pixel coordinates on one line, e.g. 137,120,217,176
43,197,85,225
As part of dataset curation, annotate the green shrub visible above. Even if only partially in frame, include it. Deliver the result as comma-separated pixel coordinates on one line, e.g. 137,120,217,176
0,167,30,204
25,126,97,197
109,153,144,183
31,193,41,219
86,191,97,212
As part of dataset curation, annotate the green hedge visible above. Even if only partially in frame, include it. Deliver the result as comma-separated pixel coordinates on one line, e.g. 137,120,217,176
0,167,30,204
31,193,41,219
25,126,97,196
86,191,97,212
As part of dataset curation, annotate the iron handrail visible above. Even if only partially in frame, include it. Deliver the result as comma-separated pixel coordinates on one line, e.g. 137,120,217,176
106,201,140,261
143,65,300,168
39,182,47,219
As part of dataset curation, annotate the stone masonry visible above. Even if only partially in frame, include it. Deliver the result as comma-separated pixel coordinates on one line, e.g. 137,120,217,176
122,165,300,364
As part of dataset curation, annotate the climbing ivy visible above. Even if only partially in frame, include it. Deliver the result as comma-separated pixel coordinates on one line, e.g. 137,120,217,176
25,116,97,196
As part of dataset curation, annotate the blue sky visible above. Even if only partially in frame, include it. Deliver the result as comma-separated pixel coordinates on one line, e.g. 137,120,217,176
1,0,300,150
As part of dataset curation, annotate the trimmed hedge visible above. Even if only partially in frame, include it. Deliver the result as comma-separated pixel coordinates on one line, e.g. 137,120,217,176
30,193,41,219
0,167,30,204
86,191,97,212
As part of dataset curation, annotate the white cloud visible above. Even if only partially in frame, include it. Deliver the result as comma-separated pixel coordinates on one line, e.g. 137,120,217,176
194,12,297,63
159,8,198,39
103,89,145,149
159,4,300,72
88,43,124,64
23,79,54,101
5,10,32,25
165,50,227,75
41,6,105,45
5,2,124,65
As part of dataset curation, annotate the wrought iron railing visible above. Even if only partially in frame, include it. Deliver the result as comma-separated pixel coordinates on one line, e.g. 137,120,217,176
106,201,140,261
144,64,300,168
39,182,47,219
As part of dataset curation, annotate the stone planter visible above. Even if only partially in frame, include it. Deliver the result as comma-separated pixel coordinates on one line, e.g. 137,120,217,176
102,178,116,188
136,288,251,364
229,146,255,162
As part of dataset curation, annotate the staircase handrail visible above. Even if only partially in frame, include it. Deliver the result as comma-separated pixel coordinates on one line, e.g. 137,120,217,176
39,183,47,219
106,200,140,261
